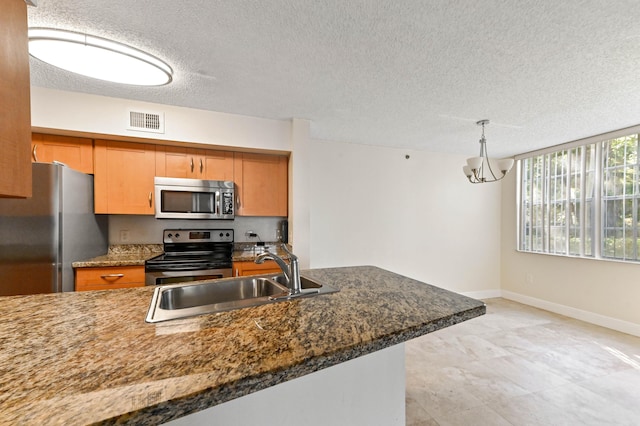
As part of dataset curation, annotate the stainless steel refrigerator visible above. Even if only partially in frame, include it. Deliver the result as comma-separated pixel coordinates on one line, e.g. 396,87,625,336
0,163,108,295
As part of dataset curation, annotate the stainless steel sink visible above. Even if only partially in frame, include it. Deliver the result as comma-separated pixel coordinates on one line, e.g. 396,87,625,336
146,273,339,323
158,277,289,310
270,274,322,291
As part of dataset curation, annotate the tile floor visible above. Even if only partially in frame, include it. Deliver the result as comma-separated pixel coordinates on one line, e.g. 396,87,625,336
405,298,640,425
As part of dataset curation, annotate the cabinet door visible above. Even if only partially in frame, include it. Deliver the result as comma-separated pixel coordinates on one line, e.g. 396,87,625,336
234,153,288,216
0,0,31,198
75,266,145,291
234,260,282,277
94,140,156,214
203,150,234,181
156,146,206,178
156,145,190,178
31,133,94,174
157,146,233,180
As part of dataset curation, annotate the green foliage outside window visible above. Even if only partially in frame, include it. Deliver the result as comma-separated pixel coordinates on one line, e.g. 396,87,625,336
519,133,640,262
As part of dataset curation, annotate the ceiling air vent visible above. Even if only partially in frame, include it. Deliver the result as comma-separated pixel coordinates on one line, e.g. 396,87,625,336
127,109,165,134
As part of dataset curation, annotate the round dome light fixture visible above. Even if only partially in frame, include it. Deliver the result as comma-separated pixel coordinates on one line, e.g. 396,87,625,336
28,28,173,86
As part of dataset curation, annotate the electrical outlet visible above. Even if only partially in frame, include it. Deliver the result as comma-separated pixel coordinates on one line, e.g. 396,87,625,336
120,229,130,242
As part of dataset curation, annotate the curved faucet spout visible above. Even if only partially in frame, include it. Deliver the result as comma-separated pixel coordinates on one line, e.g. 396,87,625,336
255,244,301,295
256,251,291,283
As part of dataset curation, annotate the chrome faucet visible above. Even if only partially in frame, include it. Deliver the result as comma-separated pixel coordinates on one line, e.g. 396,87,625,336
255,244,302,295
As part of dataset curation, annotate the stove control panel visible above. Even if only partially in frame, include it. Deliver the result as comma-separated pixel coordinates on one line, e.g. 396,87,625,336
163,229,234,244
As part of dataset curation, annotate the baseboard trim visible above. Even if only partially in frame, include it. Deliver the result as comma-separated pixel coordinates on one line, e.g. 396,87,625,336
460,289,502,300
501,290,640,338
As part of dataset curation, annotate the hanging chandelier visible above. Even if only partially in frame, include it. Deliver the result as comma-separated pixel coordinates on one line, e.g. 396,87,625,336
463,119,514,183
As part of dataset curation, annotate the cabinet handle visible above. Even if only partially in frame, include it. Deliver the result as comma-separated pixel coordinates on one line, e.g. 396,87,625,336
149,191,153,207
236,195,241,210
32,144,38,162
101,274,124,279
200,158,203,173
190,158,194,173
235,268,239,277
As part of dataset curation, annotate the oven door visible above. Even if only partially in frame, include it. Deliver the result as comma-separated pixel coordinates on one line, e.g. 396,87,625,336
145,268,233,286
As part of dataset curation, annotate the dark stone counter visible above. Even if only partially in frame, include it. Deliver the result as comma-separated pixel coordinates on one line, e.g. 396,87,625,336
0,265,485,425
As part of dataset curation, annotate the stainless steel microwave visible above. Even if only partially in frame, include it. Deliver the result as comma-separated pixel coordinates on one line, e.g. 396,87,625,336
154,177,235,219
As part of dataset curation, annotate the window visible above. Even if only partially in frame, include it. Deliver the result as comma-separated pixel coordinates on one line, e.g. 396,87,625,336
519,131,640,262
602,134,640,260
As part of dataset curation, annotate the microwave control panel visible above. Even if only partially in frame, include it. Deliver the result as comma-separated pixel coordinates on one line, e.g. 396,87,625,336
222,192,234,215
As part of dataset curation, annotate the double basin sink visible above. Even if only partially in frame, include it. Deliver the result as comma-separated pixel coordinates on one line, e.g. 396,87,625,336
146,273,339,323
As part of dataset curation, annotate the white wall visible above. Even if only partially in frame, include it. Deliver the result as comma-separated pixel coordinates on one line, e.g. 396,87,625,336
501,168,640,332
289,119,312,268
30,87,291,152
308,139,502,295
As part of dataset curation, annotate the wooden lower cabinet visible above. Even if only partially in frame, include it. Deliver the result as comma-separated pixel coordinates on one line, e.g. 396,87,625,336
75,266,145,291
233,260,282,277
94,140,157,214
31,133,94,174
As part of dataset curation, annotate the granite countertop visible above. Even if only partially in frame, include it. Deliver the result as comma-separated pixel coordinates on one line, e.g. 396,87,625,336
72,244,163,268
0,265,485,425
232,243,290,262
74,243,287,267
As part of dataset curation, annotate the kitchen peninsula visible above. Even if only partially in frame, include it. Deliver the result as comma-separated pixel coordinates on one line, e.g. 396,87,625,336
0,266,485,425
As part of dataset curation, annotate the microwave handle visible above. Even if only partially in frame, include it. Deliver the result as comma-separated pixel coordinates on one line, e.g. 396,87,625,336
215,191,220,215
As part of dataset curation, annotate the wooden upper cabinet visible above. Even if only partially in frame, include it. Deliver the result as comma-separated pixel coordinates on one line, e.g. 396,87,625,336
94,140,156,214
156,146,234,181
31,133,94,174
203,150,234,181
0,0,31,198
156,146,203,178
234,153,288,216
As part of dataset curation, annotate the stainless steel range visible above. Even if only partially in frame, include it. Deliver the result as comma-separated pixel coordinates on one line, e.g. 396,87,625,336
145,229,234,286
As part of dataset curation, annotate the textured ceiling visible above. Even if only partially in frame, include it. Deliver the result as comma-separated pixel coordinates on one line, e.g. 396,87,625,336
27,0,640,157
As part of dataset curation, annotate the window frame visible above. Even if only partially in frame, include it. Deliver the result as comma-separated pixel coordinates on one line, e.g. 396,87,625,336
517,125,640,264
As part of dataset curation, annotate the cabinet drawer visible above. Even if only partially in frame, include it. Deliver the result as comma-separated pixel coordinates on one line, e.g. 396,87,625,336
75,266,145,291
233,260,283,277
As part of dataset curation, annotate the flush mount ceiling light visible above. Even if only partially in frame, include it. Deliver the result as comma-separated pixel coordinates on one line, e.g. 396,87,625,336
28,28,173,86
462,119,514,184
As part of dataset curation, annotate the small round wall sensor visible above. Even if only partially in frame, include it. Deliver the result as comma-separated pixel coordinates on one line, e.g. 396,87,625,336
405,154,410,159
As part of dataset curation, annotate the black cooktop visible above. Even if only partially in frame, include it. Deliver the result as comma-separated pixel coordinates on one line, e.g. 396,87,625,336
145,228,234,272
